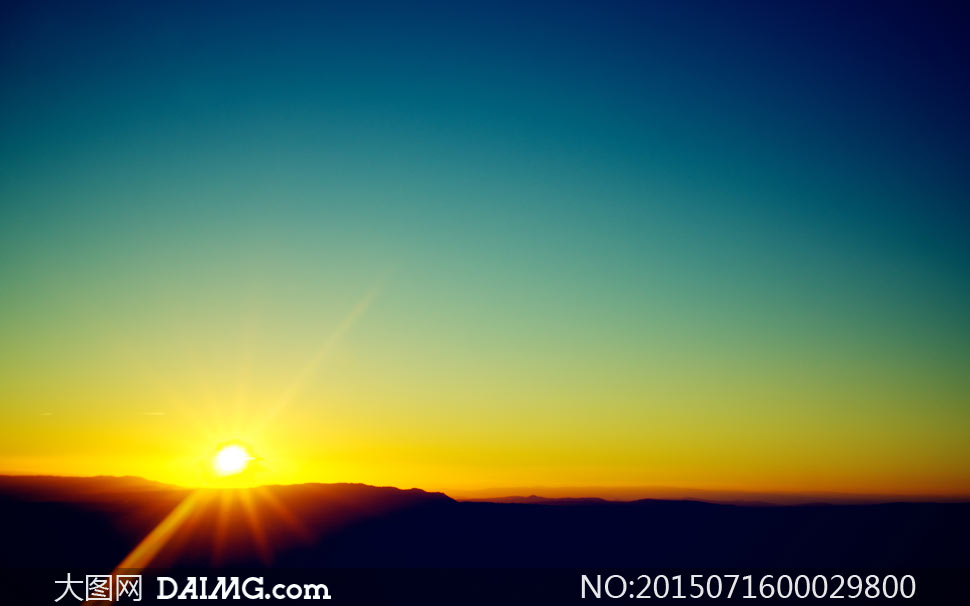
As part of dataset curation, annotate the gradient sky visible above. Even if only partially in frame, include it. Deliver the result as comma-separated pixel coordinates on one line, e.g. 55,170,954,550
1,1,969,497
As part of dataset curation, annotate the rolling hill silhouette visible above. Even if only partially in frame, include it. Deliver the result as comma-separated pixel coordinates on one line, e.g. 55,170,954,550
1,475,968,569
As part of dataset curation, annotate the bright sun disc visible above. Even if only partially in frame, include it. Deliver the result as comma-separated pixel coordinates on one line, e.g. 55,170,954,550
213,444,253,476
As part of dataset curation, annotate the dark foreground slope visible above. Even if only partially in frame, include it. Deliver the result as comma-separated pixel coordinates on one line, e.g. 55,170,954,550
1,475,968,569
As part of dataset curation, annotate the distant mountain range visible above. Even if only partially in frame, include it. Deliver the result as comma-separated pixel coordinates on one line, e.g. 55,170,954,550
1,474,968,568
463,495,613,505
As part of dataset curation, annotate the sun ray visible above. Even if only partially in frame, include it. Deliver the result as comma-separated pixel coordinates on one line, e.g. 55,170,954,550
238,488,273,564
254,486,312,541
113,489,206,571
258,284,382,430
210,489,235,566
101,278,390,579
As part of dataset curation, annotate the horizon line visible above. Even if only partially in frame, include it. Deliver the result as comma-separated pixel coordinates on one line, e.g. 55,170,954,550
2,472,969,506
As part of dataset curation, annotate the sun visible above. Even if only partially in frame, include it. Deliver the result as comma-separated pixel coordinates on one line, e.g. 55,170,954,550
212,444,254,476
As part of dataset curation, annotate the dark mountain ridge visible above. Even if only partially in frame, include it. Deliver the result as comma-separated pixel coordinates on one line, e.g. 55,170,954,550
1,475,967,568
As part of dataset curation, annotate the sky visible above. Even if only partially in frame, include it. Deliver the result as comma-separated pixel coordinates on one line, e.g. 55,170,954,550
1,1,969,498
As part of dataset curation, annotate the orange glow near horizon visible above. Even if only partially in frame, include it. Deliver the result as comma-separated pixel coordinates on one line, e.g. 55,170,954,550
2,284,970,502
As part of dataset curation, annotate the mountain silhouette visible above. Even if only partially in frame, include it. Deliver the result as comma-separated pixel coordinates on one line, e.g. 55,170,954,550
1,475,968,569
